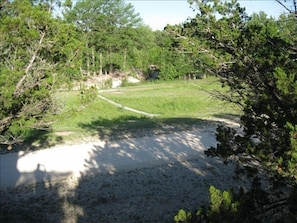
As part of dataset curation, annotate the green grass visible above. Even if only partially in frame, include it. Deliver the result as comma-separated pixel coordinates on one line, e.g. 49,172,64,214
31,77,241,147
99,77,239,118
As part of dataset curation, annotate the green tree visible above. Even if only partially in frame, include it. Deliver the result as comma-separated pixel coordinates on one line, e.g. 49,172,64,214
0,0,80,148
125,26,159,71
65,0,142,75
207,12,297,183
174,0,297,221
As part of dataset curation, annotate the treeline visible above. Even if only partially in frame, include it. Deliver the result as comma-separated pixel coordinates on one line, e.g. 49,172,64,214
0,0,198,146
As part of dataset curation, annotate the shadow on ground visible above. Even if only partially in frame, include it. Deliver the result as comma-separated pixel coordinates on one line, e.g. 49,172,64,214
68,125,249,222
0,128,65,155
0,115,248,223
0,166,66,223
77,116,225,141
0,149,249,223
71,158,246,223
213,113,241,122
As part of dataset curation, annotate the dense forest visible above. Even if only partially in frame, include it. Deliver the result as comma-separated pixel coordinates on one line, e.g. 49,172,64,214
1,0,297,222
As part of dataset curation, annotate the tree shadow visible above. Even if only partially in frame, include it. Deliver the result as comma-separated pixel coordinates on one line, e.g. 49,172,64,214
0,129,66,222
0,116,247,222
0,129,65,155
212,113,241,123
77,116,222,141
0,161,67,223
67,118,251,222
0,145,73,222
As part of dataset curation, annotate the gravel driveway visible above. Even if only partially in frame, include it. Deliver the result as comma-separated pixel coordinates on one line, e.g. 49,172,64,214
0,121,250,223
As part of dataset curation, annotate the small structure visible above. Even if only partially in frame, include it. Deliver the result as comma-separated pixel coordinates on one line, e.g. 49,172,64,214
147,64,160,80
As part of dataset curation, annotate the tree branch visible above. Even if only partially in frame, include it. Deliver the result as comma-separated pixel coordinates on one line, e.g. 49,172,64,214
0,116,13,134
275,0,296,13
14,31,46,96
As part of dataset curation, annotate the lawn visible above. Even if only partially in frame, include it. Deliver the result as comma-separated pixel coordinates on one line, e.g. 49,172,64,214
37,77,241,146
99,77,238,118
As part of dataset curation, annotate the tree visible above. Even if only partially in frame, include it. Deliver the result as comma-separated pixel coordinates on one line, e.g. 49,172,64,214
123,26,159,71
174,0,297,221
206,10,297,187
65,0,142,75
0,0,81,148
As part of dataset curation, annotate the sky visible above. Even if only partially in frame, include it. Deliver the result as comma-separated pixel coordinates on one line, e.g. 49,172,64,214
126,0,289,30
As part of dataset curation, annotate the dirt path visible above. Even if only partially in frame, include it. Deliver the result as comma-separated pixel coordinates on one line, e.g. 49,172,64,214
0,127,217,189
1,156,249,223
98,94,159,117
0,121,250,223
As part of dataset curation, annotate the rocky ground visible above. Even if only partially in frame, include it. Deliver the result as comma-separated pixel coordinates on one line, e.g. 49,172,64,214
0,150,251,223
0,119,252,223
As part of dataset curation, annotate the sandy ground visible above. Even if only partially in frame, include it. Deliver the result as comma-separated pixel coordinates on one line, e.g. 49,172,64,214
0,121,251,223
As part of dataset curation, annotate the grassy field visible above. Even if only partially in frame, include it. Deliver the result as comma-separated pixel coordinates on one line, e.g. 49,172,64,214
99,77,237,117
36,77,241,146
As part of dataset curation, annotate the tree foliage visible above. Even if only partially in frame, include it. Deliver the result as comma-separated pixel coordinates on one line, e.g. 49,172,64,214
175,179,297,223
206,11,297,183
1,0,165,148
0,0,80,146
173,0,297,221
0,0,53,145
64,0,144,74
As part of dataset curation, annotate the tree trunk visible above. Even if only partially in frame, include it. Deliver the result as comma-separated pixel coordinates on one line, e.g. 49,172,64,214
123,48,127,70
92,47,96,75
86,43,90,76
99,51,103,75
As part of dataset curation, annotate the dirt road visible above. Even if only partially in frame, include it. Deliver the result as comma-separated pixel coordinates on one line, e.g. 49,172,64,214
0,122,248,223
